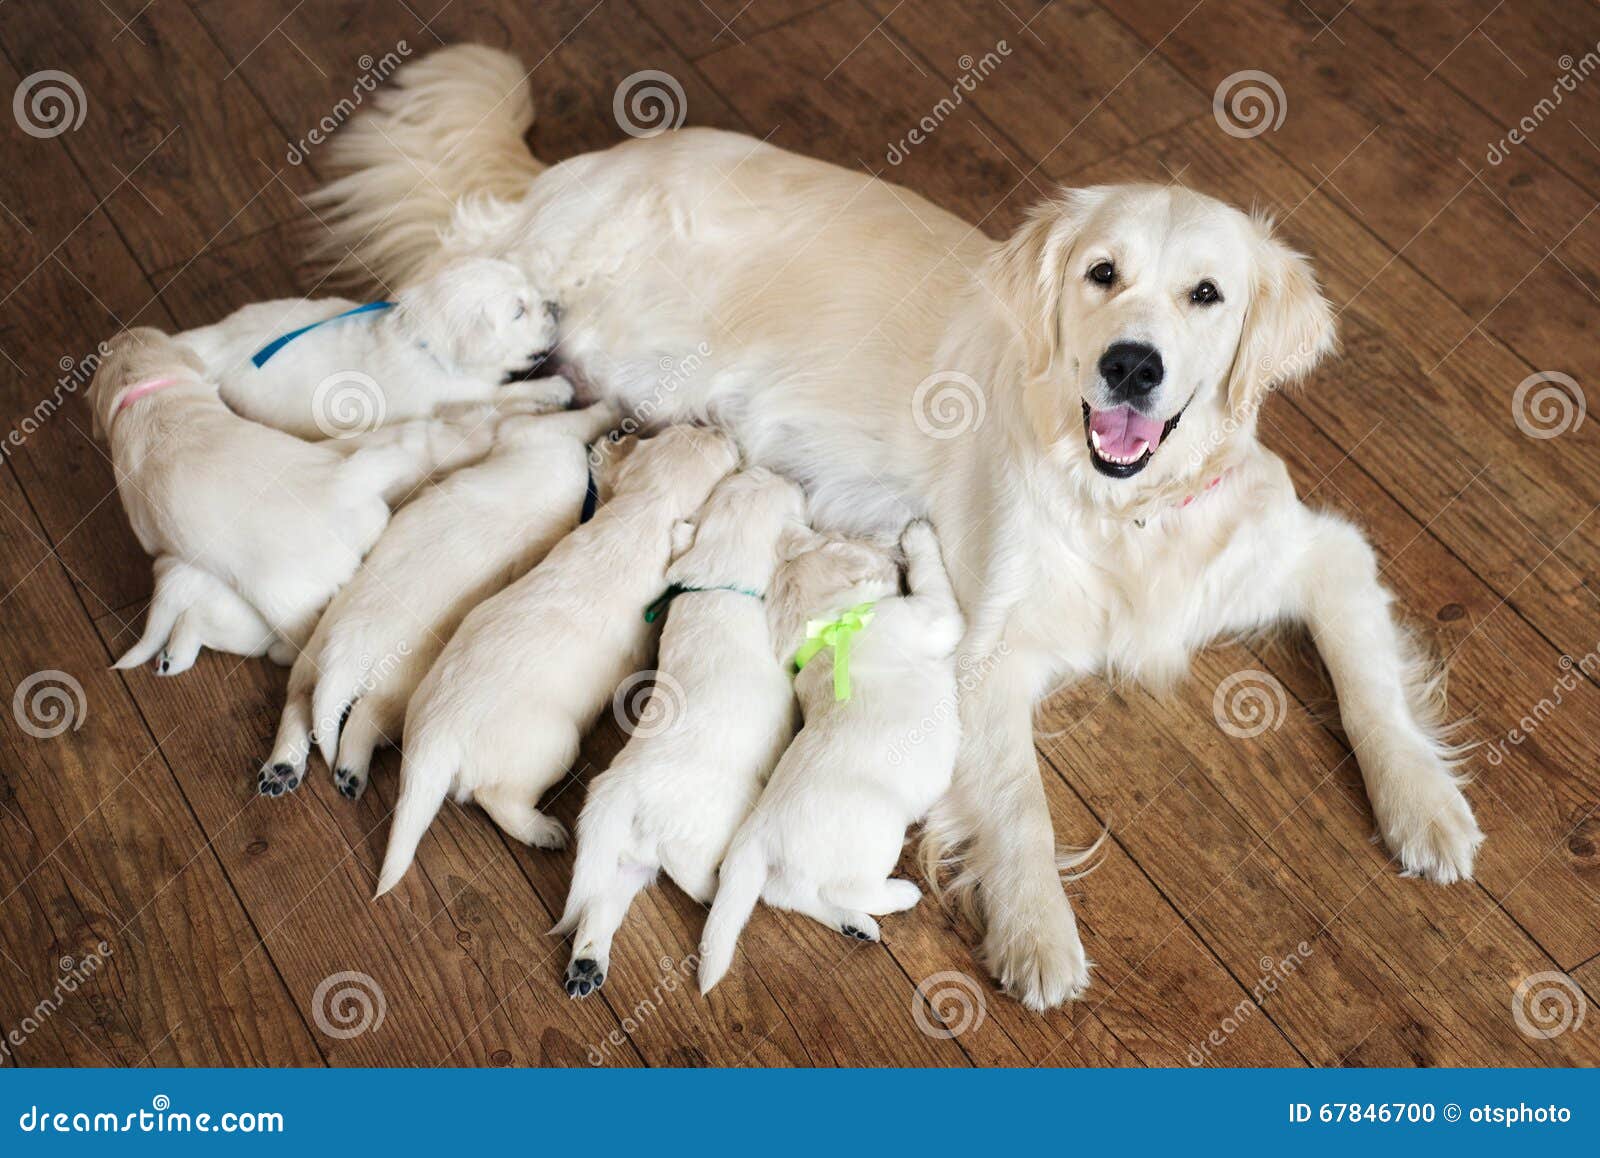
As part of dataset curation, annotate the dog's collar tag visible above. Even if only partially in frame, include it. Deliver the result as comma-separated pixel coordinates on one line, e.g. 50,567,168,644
250,300,394,368
793,602,876,701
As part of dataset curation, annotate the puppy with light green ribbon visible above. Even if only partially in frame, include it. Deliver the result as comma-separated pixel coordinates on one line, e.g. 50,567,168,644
699,519,965,993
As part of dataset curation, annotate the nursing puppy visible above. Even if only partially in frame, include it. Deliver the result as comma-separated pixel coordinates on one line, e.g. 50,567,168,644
176,256,567,439
114,555,296,675
90,328,499,658
698,520,963,993
374,424,739,896
259,402,620,798
553,467,806,998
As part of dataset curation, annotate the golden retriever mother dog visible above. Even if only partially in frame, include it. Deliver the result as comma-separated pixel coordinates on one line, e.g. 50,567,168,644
312,45,1482,1010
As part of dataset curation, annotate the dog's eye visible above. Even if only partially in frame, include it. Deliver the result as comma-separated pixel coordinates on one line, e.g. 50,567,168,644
1087,261,1116,287
513,301,528,319
1190,280,1221,306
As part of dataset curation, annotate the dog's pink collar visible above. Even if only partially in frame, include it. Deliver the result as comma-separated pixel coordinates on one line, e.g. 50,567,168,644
117,376,181,411
1177,470,1230,509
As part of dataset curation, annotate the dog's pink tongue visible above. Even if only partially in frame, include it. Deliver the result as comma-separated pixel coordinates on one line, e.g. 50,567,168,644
1089,406,1165,458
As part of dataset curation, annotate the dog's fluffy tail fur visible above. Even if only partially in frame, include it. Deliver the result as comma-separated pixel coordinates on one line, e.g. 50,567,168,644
697,835,767,994
374,738,455,898
308,44,542,288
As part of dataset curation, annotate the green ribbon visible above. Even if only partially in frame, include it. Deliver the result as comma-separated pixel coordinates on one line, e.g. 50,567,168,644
644,582,763,623
792,601,876,701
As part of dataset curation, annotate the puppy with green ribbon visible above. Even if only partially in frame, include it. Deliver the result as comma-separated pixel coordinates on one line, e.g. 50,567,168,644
700,519,965,993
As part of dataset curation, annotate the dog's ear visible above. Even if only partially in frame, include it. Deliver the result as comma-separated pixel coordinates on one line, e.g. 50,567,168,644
986,188,1102,380
776,523,825,563
669,519,697,560
1226,214,1337,420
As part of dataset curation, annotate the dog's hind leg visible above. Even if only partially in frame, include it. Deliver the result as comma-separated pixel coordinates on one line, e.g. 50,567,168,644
331,697,395,802
560,861,653,999
824,877,923,916
156,611,205,676
769,878,879,943
261,656,318,796
474,780,568,850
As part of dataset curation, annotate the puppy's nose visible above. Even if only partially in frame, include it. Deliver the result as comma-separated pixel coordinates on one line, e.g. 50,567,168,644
1098,341,1164,398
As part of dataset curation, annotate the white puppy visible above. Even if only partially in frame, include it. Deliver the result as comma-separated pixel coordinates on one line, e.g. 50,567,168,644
89,328,498,663
552,467,807,998
375,424,739,896
259,402,620,798
176,256,568,439
113,555,296,675
698,520,964,993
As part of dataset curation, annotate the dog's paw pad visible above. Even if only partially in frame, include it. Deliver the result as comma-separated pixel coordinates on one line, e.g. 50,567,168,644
258,762,300,798
564,957,605,998
156,654,171,674
333,768,366,801
841,925,875,942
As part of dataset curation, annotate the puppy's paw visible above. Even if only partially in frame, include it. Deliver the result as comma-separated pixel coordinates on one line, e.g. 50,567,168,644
839,914,880,942
333,766,368,802
900,518,937,554
155,649,196,676
523,814,568,850
563,956,606,999
1377,770,1483,884
983,891,1091,1011
256,762,302,798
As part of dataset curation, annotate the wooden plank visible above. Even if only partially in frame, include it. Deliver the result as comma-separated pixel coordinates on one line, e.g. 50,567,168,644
0,52,165,616
91,611,638,1067
0,0,313,272
695,0,1038,234
1344,0,1600,199
869,0,1204,175
190,0,747,186
640,0,828,61
0,463,322,1065
1103,0,1600,425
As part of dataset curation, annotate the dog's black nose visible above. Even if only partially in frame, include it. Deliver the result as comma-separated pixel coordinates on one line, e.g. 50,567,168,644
1098,341,1164,397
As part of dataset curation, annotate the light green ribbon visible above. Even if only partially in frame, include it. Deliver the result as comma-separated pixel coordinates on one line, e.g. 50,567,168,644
793,601,876,701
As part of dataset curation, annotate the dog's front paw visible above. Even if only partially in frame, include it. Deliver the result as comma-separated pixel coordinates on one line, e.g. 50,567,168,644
982,890,1091,1011
1375,765,1483,884
256,761,302,797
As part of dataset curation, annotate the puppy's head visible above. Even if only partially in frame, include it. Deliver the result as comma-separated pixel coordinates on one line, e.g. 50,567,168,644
668,466,808,589
611,424,739,508
989,184,1335,494
87,327,206,442
771,527,899,638
396,256,559,381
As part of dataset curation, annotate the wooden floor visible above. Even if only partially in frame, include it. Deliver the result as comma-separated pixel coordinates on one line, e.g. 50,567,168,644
1,0,1599,1068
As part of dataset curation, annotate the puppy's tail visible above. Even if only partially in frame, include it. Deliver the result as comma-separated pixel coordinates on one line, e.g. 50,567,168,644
113,560,198,670
697,835,768,995
308,44,543,288
374,738,454,898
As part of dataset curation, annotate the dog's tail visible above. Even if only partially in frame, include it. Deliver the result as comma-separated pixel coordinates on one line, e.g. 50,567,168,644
374,736,455,898
697,834,768,994
309,44,543,288
113,560,198,670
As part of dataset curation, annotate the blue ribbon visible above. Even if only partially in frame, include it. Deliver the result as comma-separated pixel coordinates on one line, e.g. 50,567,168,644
250,301,394,368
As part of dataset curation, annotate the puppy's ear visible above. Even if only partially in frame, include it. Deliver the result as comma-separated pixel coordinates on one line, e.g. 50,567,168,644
669,519,697,560
1226,214,1337,420
776,523,824,563
986,188,1102,380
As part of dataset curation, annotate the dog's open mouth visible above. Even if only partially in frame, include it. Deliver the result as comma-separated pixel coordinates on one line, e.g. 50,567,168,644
1081,401,1184,479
